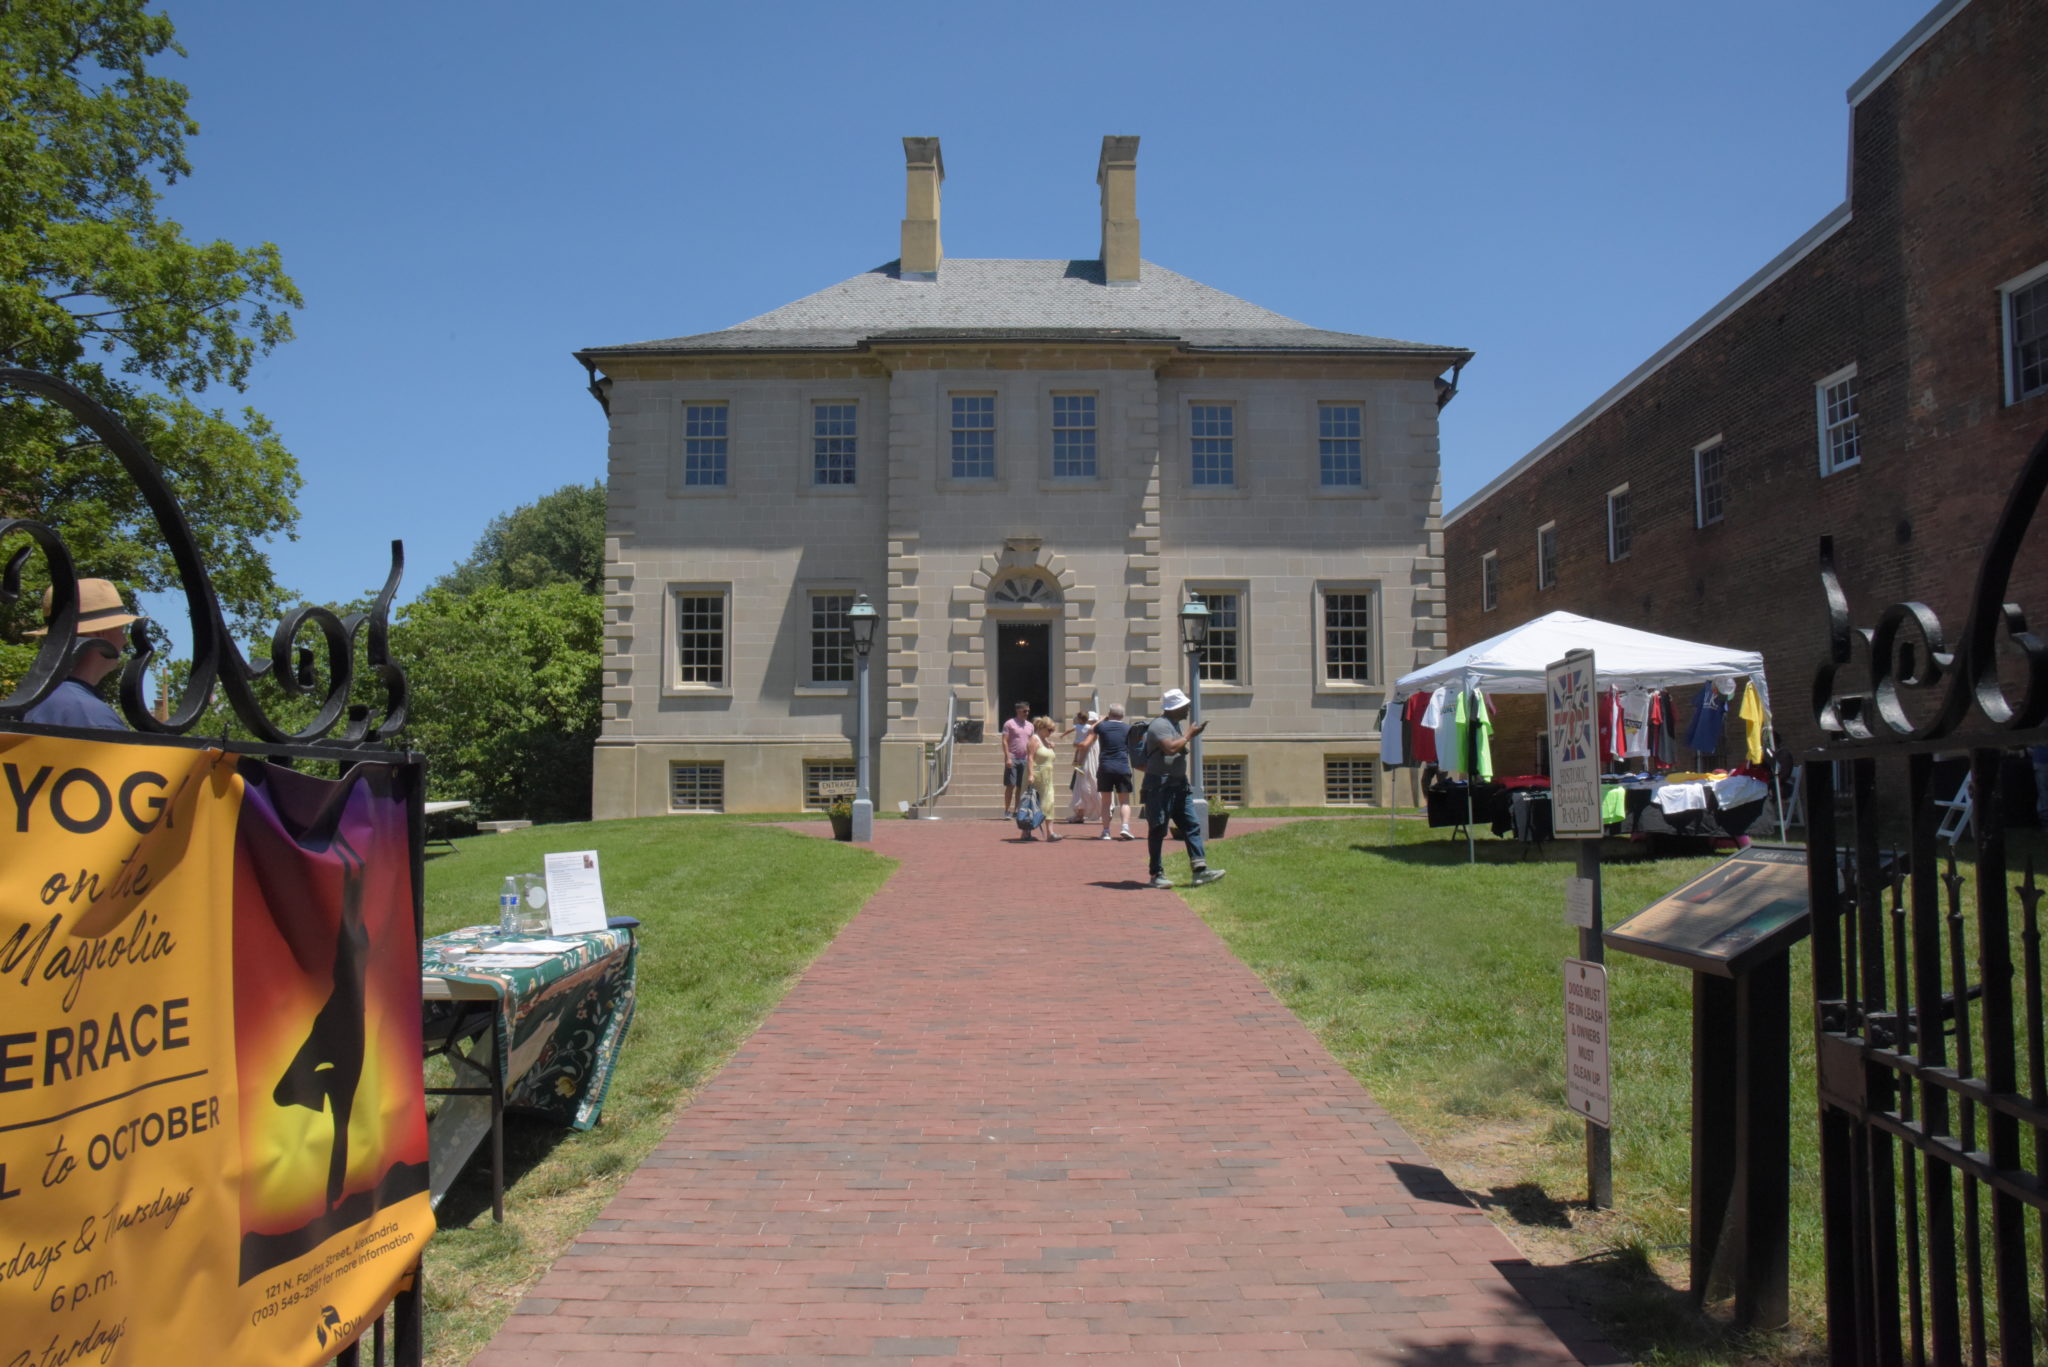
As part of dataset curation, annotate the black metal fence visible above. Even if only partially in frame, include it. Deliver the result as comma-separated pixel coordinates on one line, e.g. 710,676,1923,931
1803,426,2048,1365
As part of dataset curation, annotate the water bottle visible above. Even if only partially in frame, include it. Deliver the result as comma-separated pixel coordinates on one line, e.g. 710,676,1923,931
498,876,520,936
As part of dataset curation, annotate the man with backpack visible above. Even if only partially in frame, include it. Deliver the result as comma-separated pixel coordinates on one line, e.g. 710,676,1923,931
1091,703,1137,840
1141,689,1226,888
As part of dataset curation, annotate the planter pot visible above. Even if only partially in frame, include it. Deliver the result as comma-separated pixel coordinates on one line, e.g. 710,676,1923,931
829,812,853,841
1208,813,1230,840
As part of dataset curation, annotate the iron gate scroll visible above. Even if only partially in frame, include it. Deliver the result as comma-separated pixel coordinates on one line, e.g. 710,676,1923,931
0,370,425,1367
1804,424,2048,1366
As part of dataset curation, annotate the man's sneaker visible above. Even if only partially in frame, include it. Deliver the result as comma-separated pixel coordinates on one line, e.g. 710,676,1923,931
1116,828,1136,840
1191,868,1228,887
1146,875,1174,889
1099,831,1115,840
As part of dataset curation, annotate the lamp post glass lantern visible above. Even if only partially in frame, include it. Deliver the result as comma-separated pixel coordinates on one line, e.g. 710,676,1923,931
1178,598,1211,835
846,593,880,841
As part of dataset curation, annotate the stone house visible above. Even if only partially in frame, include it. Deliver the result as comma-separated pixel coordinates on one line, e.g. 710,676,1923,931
1443,0,2048,774
577,137,1471,817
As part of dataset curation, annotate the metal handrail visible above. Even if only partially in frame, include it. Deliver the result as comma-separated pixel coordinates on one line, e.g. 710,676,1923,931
910,691,959,817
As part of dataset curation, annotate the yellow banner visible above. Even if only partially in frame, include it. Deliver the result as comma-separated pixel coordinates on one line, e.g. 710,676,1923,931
0,733,433,1366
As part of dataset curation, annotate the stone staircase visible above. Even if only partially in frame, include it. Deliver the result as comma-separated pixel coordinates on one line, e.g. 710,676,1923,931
923,742,1103,825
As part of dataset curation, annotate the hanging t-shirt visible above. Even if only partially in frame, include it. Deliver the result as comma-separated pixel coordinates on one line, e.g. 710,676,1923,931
1620,688,1653,759
1422,687,1452,769
1735,679,1766,766
1404,692,1437,765
1472,687,1495,781
1686,682,1729,754
1380,698,1405,767
1434,688,1464,775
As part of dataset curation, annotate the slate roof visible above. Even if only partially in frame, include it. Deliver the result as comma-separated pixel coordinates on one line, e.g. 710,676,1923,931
580,260,1467,359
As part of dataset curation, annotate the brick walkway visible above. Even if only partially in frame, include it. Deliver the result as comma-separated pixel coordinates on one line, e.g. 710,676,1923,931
476,822,1617,1366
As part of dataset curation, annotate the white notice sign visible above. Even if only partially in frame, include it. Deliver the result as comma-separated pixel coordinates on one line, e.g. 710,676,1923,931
543,849,609,935
1565,876,1595,929
1547,650,1601,838
1564,958,1611,1128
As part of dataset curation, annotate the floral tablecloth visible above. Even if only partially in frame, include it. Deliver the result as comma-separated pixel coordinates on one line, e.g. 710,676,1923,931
421,924,637,1131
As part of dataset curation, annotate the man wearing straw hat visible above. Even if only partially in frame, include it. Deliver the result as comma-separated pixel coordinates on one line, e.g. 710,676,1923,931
22,579,139,730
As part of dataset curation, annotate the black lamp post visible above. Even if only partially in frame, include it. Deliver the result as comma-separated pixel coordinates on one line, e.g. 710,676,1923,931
847,593,880,842
1178,597,1211,836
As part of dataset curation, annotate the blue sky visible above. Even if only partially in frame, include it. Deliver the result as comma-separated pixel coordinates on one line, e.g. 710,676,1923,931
151,0,1937,613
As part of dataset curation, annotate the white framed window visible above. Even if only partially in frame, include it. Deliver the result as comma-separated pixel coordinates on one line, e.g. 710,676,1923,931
1537,522,1558,591
1188,587,1244,685
803,761,858,810
682,402,729,487
669,763,724,812
1481,550,1499,612
1317,402,1364,487
1324,756,1377,806
1319,585,1376,686
1694,436,1727,527
812,402,856,485
1203,757,1246,806
1816,364,1861,475
670,586,728,688
1606,485,1632,562
807,591,853,685
1189,403,1235,487
2003,262,2048,405
950,394,996,480
1050,392,1097,480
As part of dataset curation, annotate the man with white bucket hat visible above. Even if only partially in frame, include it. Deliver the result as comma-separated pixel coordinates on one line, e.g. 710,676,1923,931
1140,687,1224,889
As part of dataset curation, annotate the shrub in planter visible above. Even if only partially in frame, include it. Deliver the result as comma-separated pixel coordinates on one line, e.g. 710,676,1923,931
827,796,854,841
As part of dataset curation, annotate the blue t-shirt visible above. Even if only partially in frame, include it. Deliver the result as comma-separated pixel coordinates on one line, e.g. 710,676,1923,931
23,678,125,730
1093,719,1131,774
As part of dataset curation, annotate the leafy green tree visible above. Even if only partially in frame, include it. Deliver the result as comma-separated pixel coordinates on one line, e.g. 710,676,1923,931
437,482,606,595
393,582,603,822
1,0,304,641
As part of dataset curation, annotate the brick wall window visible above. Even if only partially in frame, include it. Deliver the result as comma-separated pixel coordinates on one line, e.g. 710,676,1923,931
812,403,856,485
1190,588,1241,683
1481,551,1499,612
1694,436,1726,526
1537,521,1558,591
670,763,724,812
1324,756,1377,806
1816,364,1860,475
808,592,853,685
1318,402,1363,487
803,761,858,810
1606,485,1632,562
672,588,727,687
950,394,996,480
1321,588,1375,684
1203,757,1246,806
1189,403,1235,486
1050,393,1097,479
2004,265,2048,405
682,402,729,487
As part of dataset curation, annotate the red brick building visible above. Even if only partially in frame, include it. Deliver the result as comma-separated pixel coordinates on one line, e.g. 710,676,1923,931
1444,0,2048,767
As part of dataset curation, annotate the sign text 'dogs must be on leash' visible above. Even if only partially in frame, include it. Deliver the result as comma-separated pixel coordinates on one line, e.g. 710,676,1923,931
1564,958,1611,1129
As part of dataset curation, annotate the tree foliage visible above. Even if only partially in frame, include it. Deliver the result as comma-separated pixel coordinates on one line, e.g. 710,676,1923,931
436,481,606,595
393,582,603,823
0,0,304,635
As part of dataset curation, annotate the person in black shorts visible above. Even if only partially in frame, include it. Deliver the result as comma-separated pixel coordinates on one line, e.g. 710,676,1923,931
1092,703,1136,839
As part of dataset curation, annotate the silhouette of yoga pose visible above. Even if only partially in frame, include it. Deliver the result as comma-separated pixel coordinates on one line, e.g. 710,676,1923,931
272,832,369,1209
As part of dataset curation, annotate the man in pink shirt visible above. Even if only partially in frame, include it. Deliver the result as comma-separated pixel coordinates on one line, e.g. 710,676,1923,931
1000,701,1035,817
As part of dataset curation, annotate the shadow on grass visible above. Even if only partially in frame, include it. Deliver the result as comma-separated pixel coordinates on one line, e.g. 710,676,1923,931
432,1113,590,1230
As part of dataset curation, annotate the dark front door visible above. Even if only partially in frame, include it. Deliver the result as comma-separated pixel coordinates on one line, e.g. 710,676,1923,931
996,623,1050,721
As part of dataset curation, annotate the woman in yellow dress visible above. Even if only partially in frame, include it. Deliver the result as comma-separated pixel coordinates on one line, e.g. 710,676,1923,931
1025,715,1064,842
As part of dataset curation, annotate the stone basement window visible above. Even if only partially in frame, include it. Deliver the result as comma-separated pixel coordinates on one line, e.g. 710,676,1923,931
2005,265,2048,404
804,762,858,810
1324,757,1377,806
1203,757,1246,807
1816,365,1860,475
670,763,724,812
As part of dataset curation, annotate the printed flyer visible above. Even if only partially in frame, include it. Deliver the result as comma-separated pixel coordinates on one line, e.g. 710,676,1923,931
0,733,433,1366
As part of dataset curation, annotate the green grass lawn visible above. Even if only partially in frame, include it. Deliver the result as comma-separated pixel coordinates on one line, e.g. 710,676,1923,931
1192,817,1827,1366
416,814,893,1366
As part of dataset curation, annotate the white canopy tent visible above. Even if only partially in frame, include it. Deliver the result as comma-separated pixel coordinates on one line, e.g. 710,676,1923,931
1389,611,1780,856
1392,610,1770,711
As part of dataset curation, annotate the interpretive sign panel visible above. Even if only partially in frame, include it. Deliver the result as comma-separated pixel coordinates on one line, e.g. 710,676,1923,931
1565,875,1595,929
1605,844,1812,978
0,733,433,1367
1564,958,1611,1128
1547,651,1600,837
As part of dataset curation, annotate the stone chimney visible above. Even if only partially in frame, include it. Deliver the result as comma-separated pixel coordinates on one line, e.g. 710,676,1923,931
900,137,943,280
1097,135,1141,285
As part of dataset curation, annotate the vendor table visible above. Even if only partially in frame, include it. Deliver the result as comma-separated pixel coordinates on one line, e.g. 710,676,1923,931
422,799,472,851
420,923,638,1220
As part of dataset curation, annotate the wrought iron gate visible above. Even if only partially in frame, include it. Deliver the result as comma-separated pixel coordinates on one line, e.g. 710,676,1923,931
1804,426,2048,1365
